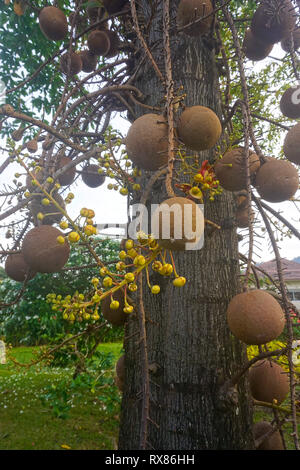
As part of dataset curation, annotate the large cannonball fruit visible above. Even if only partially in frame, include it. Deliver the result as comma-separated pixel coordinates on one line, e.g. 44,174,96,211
280,86,300,119
5,253,36,282
281,27,300,52
255,157,299,203
81,164,105,188
56,156,76,186
176,0,213,37
214,147,260,192
251,1,296,45
283,122,300,165
253,421,284,450
60,52,82,76
243,29,273,61
226,289,285,345
152,196,204,251
22,225,70,273
177,106,222,151
125,114,169,171
39,6,68,41
87,30,111,56
249,360,289,405
79,50,98,73
102,289,128,327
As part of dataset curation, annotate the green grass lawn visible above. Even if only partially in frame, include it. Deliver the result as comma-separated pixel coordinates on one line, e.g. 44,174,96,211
0,343,123,450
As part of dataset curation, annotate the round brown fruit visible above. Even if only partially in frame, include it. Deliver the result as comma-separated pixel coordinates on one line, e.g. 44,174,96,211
5,253,36,282
81,164,105,188
249,360,289,405
177,0,213,37
79,50,98,73
103,0,128,14
255,157,299,203
281,27,300,52
177,106,222,151
280,85,300,119
283,122,300,165
125,114,169,171
226,289,285,345
22,225,70,273
235,194,254,228
60,52,82,76
152,196,204,251
114,375,124,392
104,30,120,58
102,289,127,327
26,139,38,154
29,193,65,226
214,147,260,192
56,156,76,186
251,0,296,45
243,28,273,61
39,6,68,41
87,30,110,56
253,421,284,450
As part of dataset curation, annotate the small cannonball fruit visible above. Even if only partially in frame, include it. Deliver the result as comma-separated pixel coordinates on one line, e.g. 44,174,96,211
243,29,273,61
56,156,76,186
22,225,70,273
125,114,169,171
79,50,98,73
214,147,260,192
226,289,285,345
5,253,36,282
251,0,296,45
281,27,300,52
102,289,128,327
60,52,82,76
152,196,204,251
235,194,254,228
249,360,289,405
280,86,300,119
104,30,120,58
177,106,222,152
253,421,284,450
176,0,214,37
283,122,300,165
81,164,105,188
87,30,111,56
255,157,299,203
39,6,68,41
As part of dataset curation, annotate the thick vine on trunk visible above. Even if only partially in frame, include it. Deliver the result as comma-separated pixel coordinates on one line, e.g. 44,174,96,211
118,1,254,450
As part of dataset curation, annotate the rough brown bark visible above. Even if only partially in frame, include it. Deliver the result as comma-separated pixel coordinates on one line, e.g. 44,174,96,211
118,1,255,450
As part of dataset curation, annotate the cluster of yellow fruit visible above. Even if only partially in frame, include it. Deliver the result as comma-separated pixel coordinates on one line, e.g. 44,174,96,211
46,291,100,323
55,207,97,246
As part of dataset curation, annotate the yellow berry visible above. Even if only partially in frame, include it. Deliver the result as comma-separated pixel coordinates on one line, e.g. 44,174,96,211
123,305,134,314
119,251,127,260
100,267,108,276
80,208,89,217
59,221,68,230
103,276,113,288
92,294,101,303
173,276,186,287
91,277,100,285
37,212,44,220
120,187,128,196
125,272,135,283
151,285,160,294
110,300,120,310
134,255,146,266
56,235,65,245
132,183,140,191
42,198,50,206
68,232,80,243
125,239,134,250
116,262,126,271
46,177,54,184
128,283,137,292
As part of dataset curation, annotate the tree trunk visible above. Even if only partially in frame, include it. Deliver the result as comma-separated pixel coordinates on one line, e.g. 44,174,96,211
118,1,254,450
